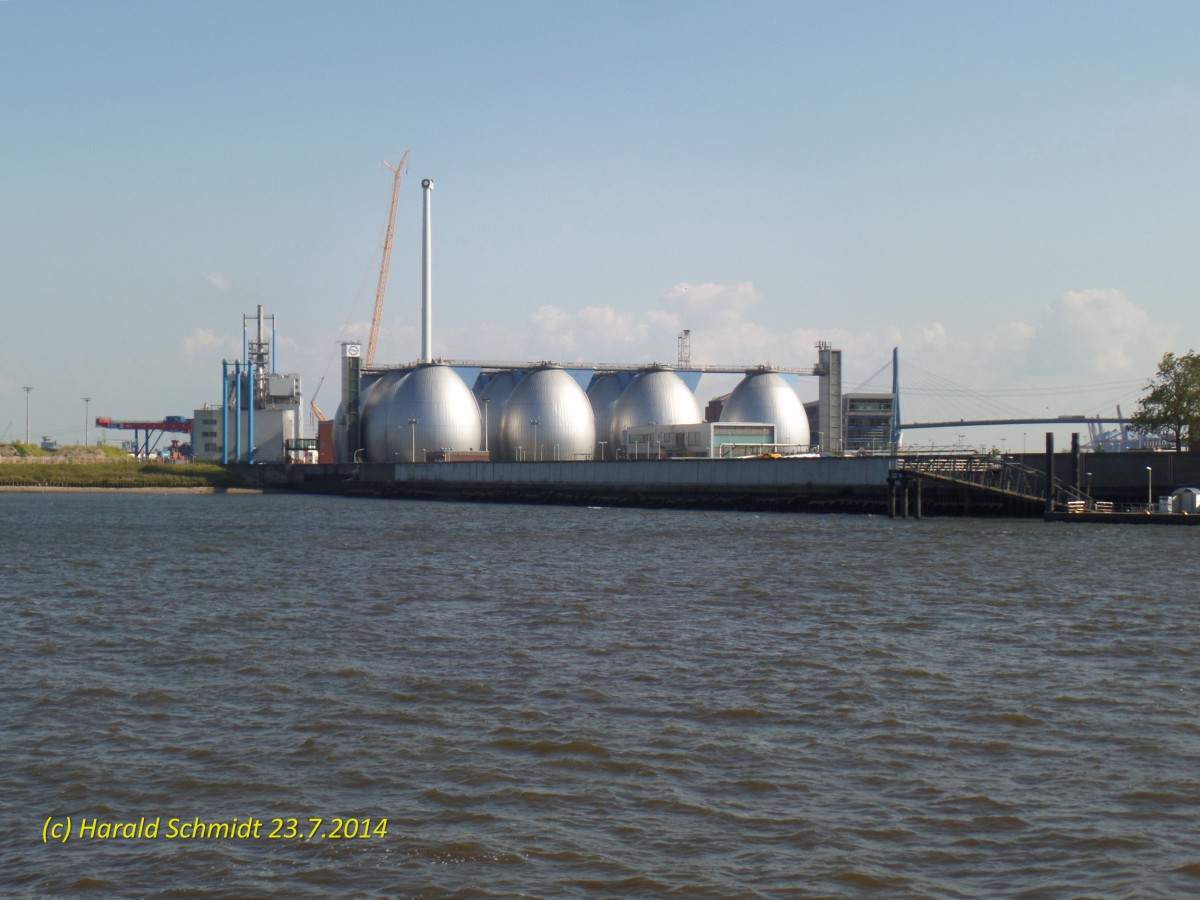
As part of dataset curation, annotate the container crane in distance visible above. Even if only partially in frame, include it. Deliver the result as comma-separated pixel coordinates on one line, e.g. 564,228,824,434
94,416,191,458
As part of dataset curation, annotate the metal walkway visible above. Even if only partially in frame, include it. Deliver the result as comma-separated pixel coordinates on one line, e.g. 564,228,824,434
890,455,1093,512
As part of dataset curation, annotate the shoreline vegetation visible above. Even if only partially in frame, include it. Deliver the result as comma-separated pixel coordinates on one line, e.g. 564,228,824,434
0,443,253,491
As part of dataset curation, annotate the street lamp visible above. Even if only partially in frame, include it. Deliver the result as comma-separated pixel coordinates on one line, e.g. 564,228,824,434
82,397,92,447
1146,466,1153,510
22,386,33,444
408,418,418,463
598,440,607,461
530,418,540,462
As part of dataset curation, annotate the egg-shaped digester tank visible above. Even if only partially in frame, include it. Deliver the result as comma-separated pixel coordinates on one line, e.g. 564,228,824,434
720,370,811,448
360,371,406,462
499,367,596,462
384,364,481,462
586,372,626,461
609,368,702,449
475,369,519,460
332,399,350,463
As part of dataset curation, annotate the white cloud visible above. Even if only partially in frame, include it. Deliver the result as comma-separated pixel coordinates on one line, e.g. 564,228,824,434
856,289,1166,395
531,305,577,353
183,328,237,356
577,306,647,346
366,283,1170,428
204,271,232,293
524,304,664,364
1026,288,1172,377
664,281,762,329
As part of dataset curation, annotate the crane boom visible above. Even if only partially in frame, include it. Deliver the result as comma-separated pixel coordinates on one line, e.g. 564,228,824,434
366,150,409,366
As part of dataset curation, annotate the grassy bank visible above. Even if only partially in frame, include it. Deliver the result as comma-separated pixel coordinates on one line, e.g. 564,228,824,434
0,445,249,488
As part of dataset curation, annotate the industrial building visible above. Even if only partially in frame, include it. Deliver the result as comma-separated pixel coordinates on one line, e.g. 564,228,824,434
332,348,843,464
310,175,855,462
193,305,305,464
843,393,898,453
233,175,1193,519
199,178,886,468
330,336,850,463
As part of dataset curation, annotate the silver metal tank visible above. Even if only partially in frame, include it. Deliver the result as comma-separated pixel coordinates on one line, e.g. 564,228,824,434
332,399,349,463
476,369,519,460
360,371,405,462
586,372,625,461
720,370,811,448
385,364,481,462
499,366,596,462
610,368,702,448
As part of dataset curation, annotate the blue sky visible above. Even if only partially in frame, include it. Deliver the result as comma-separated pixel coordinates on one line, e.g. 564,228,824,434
3,0,1198,449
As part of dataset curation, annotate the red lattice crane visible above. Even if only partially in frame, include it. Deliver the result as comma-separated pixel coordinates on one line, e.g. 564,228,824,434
366,151,410,366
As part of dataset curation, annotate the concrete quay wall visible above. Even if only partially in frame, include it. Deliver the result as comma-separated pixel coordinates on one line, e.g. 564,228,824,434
258,451,1200,515
263,457,895,513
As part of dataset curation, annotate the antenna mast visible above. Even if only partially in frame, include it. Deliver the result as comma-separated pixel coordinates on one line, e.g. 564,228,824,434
366,150,409,366
677,329,691,367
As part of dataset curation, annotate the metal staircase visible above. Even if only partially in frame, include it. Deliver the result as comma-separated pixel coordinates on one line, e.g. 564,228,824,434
893,455,1092,510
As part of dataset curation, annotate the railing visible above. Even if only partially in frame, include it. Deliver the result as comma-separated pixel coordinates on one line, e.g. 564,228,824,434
895,455,1094,509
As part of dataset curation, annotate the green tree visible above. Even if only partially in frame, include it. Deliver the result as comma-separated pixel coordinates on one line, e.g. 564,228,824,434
1129,350,1200,452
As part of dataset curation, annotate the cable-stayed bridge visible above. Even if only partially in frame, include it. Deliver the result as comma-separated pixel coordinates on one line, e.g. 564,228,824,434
851,350,1153,451
900,416,1126,429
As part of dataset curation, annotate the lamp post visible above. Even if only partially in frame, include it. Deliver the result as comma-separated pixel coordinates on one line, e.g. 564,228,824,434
530,418,540,462
82,397,92,447
1146,466,1153,510
408,418,418,463
22,386,33,444
598,440,607,461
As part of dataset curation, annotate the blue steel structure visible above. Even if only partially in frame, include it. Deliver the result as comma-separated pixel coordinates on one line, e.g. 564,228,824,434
221,306,281,465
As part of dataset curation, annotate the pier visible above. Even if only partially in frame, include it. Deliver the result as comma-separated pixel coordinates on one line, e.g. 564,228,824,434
253,441,1200,520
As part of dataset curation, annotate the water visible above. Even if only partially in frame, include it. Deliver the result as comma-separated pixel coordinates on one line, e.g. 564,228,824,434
2,492,1199,897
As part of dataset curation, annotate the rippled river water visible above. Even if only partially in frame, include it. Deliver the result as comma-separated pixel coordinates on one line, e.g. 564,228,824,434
2,492,1199,897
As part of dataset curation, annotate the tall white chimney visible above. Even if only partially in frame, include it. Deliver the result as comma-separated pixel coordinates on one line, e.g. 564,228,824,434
421,178,434,363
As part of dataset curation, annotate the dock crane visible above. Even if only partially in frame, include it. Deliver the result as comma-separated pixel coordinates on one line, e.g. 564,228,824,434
366,151,410,366
310,155,408,438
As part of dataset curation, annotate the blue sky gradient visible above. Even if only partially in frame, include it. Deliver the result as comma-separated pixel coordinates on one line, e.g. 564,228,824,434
3,1,1198,447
